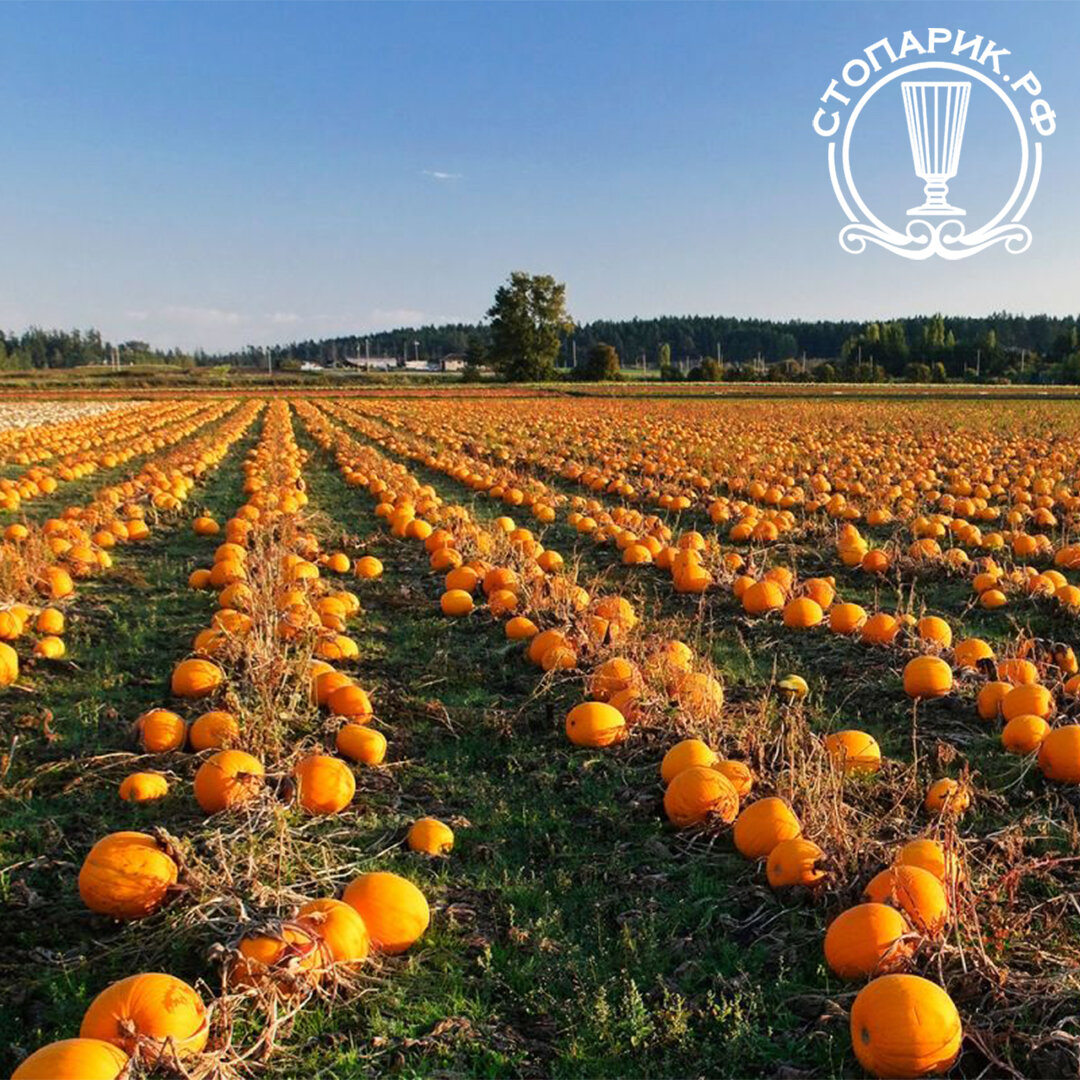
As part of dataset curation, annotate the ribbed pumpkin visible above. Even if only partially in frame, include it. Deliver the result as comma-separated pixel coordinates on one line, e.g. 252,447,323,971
1001,683,1054,722
863,865,948,934
193,749,264,814
849,974,962,1078
663,765,739,828
824,903,913,979
343,871,430,954
297,898,370,964
294,754,356,814
733,797,801,859
78,831,178,920
79,972,208,1058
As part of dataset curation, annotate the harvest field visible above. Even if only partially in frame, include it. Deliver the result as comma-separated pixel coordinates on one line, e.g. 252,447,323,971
3,390,1080,1079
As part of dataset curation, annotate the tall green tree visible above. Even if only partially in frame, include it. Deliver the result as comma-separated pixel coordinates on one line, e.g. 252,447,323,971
486,272,573,381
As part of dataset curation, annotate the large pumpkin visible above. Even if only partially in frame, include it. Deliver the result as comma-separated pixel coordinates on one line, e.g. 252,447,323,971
342,871,430,954
849,974,962,1078
78,831,178,920
79,972,208,1058
11,1039,129,1080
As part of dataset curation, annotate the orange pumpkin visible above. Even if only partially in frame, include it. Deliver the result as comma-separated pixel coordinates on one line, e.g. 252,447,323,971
849,974,962,1078
78,831,178,920
342,871,430,954
80,973,208,1058
824,903,913,980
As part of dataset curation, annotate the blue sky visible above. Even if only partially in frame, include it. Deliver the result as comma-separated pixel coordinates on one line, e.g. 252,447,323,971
0,1,1076,352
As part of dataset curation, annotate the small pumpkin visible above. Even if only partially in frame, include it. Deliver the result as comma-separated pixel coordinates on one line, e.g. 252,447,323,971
231,923,325,986
406,817,455,855
336,723,387,765
902,656,952,699
824,730,882,774
297,898,370,964
896,838,963,887
824,903,913,980
171,658,224,699
659,738,718,784
663,765,739,828
294,754,356,815
565,701,627,748
1002,713,1050,755
135,708,187,753
193,749,264,814
1001,683,1054,722
863,865,948,934
923,777,970,816
189,709,240,751
713,758,754,797
766,837,826,889
119,772,169,803
733,797,801,859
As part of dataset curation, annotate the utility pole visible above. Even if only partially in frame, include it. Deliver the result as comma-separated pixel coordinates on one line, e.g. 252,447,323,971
1021,349,1026,373
365,338,370,362
572,338,577,369
976,348,981,377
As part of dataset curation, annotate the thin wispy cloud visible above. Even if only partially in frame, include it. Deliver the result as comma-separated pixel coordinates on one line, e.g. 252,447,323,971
422,169,462,181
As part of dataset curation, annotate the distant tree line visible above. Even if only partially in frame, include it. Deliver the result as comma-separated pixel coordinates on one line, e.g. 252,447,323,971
5,274,1080,385
0,328,199,370
210,306,1080,384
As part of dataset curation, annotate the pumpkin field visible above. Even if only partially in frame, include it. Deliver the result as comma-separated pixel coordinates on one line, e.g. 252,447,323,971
3,388,1080,1079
